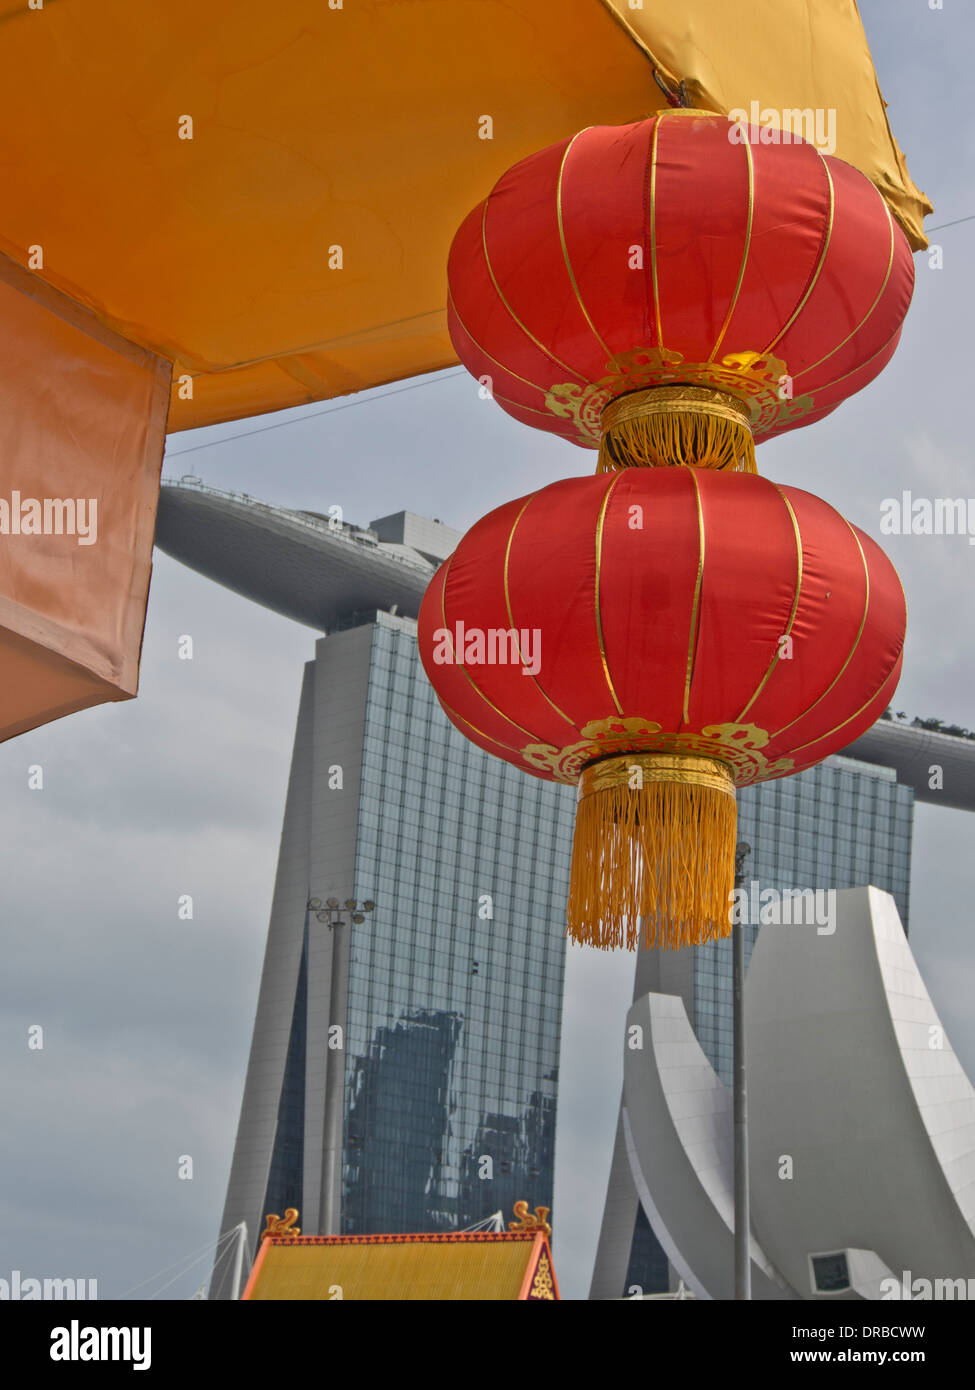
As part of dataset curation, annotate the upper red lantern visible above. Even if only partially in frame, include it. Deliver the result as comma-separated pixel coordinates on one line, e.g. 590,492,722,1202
418,470,906,949
447,111,915,474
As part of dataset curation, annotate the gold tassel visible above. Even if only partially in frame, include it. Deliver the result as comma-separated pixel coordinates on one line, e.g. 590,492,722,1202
567,753,737,951
598,386,756,474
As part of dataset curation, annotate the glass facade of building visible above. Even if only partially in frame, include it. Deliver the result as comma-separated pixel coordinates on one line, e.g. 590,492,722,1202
623,752,915,1293
343,614,577,1232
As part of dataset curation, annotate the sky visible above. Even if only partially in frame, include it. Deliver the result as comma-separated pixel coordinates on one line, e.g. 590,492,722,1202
2,0,974,1303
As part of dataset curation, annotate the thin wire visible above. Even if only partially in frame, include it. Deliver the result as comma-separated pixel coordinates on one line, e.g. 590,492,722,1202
198,1224,252,1302
207,1227,241,1284
148,1241,236,1301
165,368,467,459
115,1226,239,1300
160,207,971,465
926,214,975,232
459,1210,504,1233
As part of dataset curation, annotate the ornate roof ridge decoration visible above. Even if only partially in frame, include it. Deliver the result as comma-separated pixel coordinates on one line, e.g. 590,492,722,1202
262,1230,541,1246
509,1201,553,1236
528,1251,557,1301
262,1208,300,1240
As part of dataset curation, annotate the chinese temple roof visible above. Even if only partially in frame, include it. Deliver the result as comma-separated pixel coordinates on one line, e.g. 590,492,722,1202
242,1230,559,1302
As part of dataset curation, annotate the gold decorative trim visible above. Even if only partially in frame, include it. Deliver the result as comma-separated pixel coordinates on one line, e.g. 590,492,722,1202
556,129,613,362
810,324,903,401
650,117,665,349
447,285,548,398
771,518,870,740
438,555,539,741
763,154,835,355
788,657,902,757
509,1201,552,1236
594,474,625,715
736,486,804,720
601,386,751,435
578,752,735,801
522,716,794,786
263,1209,300,1240
529,1252,556,1300
437,693,526,761
545,345,814,447
654,108,726,122
710,137,755,361
488,390,565,420
503,496,575,727
481,196,584,383
794,191,897,381
683,468,705,723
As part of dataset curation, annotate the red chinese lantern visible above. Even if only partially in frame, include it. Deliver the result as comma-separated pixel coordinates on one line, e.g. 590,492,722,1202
447,111,914,475
418,470,905,950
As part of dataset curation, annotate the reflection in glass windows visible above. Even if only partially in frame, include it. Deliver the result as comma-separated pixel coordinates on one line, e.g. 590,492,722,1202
343,615,575,1233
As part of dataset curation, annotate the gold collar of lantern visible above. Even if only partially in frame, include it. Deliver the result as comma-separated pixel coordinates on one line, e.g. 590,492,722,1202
599,385,756,473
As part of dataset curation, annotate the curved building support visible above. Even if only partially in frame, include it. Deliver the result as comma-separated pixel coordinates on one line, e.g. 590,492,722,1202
747,886,975,1298
603,888,975,1300
621,992,794,1301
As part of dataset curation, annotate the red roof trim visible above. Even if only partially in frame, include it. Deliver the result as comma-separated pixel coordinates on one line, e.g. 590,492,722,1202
264,1231,538,1247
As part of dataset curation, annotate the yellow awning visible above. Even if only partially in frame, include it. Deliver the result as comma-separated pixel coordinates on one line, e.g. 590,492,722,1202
0,0,928,434
601,0,930,253
0,0,929,742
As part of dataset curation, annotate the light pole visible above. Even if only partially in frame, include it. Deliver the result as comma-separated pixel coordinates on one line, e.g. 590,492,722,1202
310,895,375,1234
733,841,752,1300
307,896,375,928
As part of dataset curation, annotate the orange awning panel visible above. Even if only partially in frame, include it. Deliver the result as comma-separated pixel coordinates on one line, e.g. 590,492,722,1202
0,255,170,741
0,0,928,434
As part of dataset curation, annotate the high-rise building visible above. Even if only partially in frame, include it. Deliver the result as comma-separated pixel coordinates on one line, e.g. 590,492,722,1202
154,483,575,1297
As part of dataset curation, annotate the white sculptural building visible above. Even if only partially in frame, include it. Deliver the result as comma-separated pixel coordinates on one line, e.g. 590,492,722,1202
598,887,975,1300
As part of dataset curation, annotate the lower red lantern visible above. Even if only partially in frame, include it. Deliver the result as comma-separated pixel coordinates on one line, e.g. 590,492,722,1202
418,470,906,950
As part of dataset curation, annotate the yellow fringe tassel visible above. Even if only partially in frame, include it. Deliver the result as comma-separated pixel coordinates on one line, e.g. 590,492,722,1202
597,386,756,474
567,753,738,951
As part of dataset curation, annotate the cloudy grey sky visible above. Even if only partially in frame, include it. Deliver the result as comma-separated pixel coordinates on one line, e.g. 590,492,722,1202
2,1,973,1302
